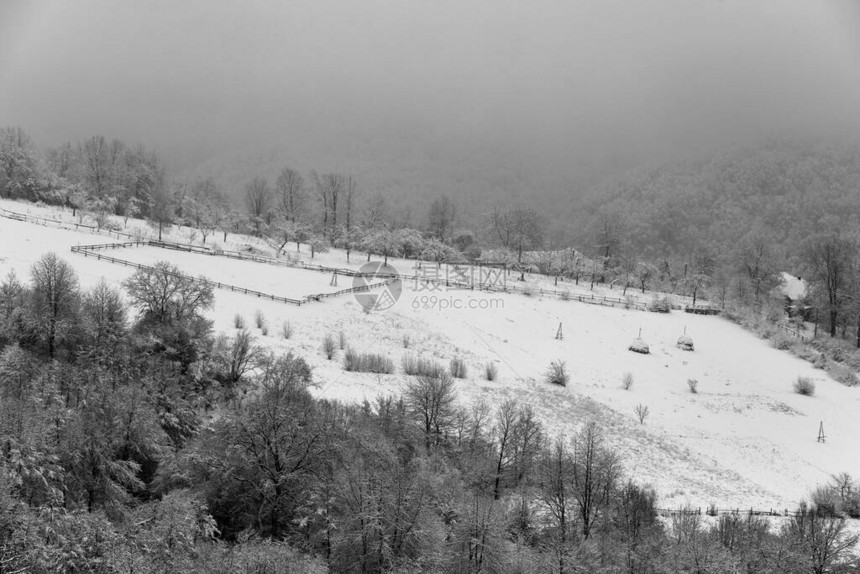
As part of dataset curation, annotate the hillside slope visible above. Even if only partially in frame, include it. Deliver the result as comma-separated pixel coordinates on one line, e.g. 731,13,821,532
569,140,860,261
2,203,858,512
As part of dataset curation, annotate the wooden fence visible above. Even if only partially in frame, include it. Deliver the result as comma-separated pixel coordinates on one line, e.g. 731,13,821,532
70,244,306,305
656,506,813,519
775,322,809,342
3,204,720,313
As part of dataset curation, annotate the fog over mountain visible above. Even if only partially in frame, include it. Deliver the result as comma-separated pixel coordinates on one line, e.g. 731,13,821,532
2,0,860,202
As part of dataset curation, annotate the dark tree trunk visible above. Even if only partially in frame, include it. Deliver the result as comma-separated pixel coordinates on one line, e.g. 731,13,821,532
856,314,860,348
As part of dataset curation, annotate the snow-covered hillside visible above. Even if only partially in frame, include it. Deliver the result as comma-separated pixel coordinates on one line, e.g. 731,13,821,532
1,200,859,514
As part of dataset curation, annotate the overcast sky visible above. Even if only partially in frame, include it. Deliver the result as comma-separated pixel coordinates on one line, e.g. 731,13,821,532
2,0,859,177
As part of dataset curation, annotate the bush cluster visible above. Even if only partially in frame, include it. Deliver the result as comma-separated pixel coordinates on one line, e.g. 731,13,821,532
402,354,445,378
343,348,395,374
794,376,815,396
545,360,569,386
449,357,468,379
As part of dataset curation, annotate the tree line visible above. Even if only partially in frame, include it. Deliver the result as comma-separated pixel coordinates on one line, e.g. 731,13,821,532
0,127,547,270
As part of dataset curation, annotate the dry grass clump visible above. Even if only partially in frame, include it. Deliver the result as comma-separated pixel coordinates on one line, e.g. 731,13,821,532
484,362,498,381
402,354,446,378
621,372,634,390
545,360,569,387
344,349,395,374
450,357,468,379
794,376,815,396
322,334,338,360
687,379,698,394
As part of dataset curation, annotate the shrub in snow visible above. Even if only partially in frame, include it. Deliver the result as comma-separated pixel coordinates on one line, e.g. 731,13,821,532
770,333,793,351
827,363,860,387
676,334,694,351
830,474,860,518
233,313,246,329
522,286,534,297
545,360,569,387
484,362,498,381
322,334,338,360
402,333,411,348
281,321,293,339
621,372,634,390
634,403,649,424
648,297,671,313
260,323,268,336
402,354,445,378
343,348,395,374
254,309,265,329
338,331,347,350
560,289,571,301
450,357,468,379
687,379,698,394
794,376,815,396
628,338,650,354
810,485,841,517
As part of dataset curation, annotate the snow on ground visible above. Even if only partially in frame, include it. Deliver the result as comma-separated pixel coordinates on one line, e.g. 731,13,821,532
0,198,695,308
103,244,343,300
2,202,860,514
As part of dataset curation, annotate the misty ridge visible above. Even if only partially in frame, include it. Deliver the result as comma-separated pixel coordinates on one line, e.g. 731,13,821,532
6,1,860,574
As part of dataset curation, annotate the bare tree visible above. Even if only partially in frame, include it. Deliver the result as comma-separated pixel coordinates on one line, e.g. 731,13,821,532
30,253,80,358
363,192,390,229
540,437,574,573
404,372,457,450
572,422,620,539
736,231,782,304
783,505,860,574
148,173,173,241
344,175,359,231
487,205,544,263
492,399,519,499
123,261,213,325
245,177,272,235
427,195,456,243
510,404,543,488
275,167,307,223
312,172,344,239
803,234,855,337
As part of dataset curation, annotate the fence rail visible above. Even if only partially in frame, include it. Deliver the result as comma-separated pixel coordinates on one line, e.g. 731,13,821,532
70,244,307,305
776,322,809,342
656,506,814,519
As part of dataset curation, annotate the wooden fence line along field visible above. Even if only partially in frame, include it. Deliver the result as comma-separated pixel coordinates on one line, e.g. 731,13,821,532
3,204,719,313
775,322,810,342
0,205,144,241
72,238,685,313
70,244,306,305
654,507,834,519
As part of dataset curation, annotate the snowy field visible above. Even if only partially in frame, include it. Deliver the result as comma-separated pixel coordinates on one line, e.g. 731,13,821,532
0,199,696,308
94,244,344,300
2,202,860,515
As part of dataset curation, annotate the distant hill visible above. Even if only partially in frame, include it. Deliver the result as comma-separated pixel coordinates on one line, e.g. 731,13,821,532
567,139,860,264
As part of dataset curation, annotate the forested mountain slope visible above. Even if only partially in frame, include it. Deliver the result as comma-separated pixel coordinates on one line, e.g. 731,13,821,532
569,140,860,264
